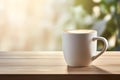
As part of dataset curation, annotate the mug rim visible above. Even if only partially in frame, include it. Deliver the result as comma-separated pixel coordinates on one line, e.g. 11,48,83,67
63,29,97,34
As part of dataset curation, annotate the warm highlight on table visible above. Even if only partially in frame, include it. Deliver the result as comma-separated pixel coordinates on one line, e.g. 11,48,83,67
0,51,120,80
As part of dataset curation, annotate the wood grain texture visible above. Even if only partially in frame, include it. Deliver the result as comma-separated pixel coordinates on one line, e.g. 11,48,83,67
0,51,120,80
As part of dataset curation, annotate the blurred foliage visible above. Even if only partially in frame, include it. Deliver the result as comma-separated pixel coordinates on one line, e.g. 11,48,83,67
70,0,120,50
99,0,120,50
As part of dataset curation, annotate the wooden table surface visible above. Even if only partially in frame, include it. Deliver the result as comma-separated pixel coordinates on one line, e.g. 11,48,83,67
0,51,120,80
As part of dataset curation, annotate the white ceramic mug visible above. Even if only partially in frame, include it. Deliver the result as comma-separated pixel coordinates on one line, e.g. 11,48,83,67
62,30,108,67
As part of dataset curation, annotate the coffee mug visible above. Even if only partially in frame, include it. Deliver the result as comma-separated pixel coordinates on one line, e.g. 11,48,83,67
62,30,108,67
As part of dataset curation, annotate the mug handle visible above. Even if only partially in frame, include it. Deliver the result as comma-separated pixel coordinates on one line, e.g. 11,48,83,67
92,37,108,61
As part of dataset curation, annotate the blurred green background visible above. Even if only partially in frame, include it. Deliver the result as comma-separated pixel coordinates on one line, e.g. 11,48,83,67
60,0,120,51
